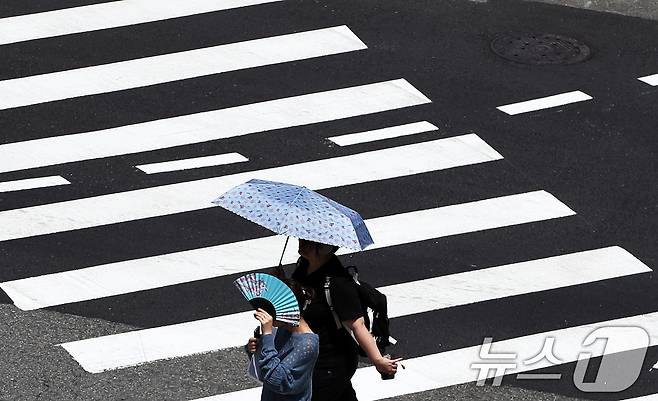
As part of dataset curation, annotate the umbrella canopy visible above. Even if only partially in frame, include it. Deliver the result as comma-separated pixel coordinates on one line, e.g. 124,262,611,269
212,179,373,251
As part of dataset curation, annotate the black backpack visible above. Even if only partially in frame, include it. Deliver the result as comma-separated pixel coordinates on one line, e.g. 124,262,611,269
324,265,395,357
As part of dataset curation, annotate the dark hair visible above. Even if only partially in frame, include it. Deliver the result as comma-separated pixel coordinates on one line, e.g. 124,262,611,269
271,267,315,311
316,242,339,256
299,238,339,256
284,278,315,311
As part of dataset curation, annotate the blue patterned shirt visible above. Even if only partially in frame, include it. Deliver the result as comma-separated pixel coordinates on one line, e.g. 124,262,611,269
257,328,319,401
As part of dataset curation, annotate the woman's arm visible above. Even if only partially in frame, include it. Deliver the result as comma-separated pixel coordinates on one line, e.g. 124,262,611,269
344,317,401,375
257,334,318,395
254,309,318,394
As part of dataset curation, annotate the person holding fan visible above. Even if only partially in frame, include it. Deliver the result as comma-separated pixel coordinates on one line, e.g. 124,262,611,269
241,274,319,401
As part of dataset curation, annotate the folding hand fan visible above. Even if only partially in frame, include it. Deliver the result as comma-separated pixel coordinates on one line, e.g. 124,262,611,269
234,273,300,326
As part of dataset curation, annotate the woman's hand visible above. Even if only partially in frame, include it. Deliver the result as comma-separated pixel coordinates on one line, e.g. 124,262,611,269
246,337,258,354
254,308,274,335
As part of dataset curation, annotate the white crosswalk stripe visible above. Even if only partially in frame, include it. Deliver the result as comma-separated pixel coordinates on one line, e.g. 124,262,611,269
638,74,658,86
135,153,249,174
0,175,70,192
0,0,284,45
327,121,438,146
496,91,593,115
622,395,658,401
0,26,366,110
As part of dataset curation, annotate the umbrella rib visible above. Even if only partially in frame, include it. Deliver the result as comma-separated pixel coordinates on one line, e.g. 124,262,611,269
278,187,306,236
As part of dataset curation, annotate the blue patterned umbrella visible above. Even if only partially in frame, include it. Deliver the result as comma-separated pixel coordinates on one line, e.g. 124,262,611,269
212,179,374,251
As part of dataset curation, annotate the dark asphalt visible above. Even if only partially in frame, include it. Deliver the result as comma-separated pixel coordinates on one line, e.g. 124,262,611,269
0,0,656,400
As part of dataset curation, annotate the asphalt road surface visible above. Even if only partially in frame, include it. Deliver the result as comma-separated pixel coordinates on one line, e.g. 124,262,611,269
0,1,656,400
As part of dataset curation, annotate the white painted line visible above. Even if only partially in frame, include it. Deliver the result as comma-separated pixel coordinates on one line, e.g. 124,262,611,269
327,121,438,146
189,310,658,400
0,26,367,110
496,91,592,115
60,246,647,372
136,153,248,174
61,311,256,373
638,74,658,86
0,133,499,243
382,246,650,317
0,79,430,174
622,395,658,401
1,189,573,311
0,0,284,45
0,176,70,192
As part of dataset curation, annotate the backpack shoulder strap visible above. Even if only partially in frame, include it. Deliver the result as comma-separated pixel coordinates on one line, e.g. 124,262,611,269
325,276,362,349
345,265,360,285
324,276,342,330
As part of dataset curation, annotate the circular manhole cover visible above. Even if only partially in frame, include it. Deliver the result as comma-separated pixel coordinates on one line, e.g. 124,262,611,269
491,33,591,65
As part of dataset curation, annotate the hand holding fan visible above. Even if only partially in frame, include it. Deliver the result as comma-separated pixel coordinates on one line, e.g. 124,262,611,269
234,273,300,326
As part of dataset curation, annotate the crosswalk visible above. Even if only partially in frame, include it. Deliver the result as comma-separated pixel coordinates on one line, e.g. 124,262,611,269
1,190,574,310
0,133,497,241
0,1,655,401
59,246,648,373
205,311,658,401
0,79,428,173
0,26,367,110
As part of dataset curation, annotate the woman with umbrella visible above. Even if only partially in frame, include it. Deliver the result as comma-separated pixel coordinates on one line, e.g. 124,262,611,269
214,179,402,401
289,239,402,401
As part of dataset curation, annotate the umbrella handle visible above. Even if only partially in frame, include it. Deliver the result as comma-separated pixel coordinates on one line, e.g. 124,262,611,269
277,236,290,270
